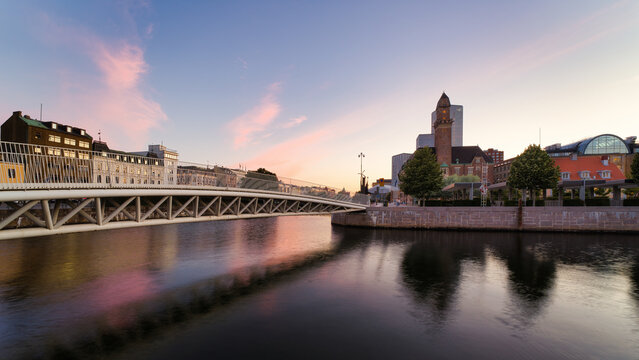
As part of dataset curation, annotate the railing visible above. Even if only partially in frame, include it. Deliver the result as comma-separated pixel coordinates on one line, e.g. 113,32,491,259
0,141,368,205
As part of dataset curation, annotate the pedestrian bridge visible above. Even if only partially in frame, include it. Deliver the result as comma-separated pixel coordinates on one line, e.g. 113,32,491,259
0,187,366,240
0,140,367,240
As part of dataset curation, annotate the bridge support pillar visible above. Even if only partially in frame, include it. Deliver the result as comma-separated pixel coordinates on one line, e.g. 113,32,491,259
41,200,54,230
136,197,141,222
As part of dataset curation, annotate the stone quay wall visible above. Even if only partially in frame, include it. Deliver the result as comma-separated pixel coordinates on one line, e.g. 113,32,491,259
332,206,639,233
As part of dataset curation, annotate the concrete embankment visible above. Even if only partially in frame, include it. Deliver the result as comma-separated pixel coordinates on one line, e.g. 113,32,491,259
332,206,639,233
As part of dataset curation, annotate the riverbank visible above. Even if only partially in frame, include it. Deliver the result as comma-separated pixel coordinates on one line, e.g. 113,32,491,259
331,206,639,233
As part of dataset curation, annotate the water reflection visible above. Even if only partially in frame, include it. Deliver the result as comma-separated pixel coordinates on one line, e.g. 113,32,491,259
401,232,485,321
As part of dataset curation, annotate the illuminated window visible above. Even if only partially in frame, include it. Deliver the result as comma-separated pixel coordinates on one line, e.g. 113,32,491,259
66,126,72,132
48,135,61,143
63,150,75,158
48,148,61,156
79,141,90,149
51,123,57,129
80,129,85,136
34,147,42,154
64,138,76,146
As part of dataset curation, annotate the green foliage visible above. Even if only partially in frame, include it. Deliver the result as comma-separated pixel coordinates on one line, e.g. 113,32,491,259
622,187,639,198
399,147,444,200
585,198,610,206
563,199,585,206
631,154,639,184
443,174,481,186
508,144,560,192
594,187,610,197
623,198,639,206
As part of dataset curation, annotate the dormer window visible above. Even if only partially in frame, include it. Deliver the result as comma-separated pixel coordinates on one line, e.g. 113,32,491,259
579,171,590,179
561,172,570,180
51,123,57,130
66,126,72,132
80,129,85,136
598,170,611,179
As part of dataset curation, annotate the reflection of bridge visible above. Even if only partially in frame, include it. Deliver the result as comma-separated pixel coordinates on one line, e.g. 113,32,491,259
0,141,367,240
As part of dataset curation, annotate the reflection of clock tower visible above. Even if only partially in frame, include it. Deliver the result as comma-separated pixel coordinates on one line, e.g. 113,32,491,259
433,92,453,165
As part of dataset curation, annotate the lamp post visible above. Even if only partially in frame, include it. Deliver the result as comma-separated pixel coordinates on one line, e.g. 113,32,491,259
358,153,365,193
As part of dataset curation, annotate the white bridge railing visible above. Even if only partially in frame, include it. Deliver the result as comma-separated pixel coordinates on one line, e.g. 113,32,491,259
0,141,369,205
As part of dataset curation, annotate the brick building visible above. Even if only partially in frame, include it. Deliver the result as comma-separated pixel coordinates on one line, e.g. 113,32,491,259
424,93,494,182
484,148,504,164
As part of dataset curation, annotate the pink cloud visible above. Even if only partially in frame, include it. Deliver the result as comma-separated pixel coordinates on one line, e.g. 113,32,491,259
38,14,166,150
228,82,282,148
282,115,307,128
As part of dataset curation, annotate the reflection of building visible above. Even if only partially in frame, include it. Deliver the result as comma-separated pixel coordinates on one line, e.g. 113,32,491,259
391,153,412,187
484,148,504,164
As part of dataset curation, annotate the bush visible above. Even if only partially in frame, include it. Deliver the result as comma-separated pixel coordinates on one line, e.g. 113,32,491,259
623,198,639,206
452,199,484,207
423,200,444,207
525,200,545,207
563,199,584,206
585,198,610,206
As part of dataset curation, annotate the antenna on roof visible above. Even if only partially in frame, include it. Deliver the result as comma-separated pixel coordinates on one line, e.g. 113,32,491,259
98,130,102,142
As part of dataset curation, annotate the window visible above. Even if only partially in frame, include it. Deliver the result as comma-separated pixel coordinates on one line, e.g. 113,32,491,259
48,148,61,156
48,134,61,143
561,172,570,180
80,129,85,136
78,152,90,160
34,132,41,140
64,138,76,146
7,168,16,178
97,175,101,183
79,141,90,149
467,168,474,175
34,147,42,154
583,135,629,155
598,170,611,179
66,126,72,132
51,123,57,129
454,167,460,175
63,150,75,158
580,171,590,179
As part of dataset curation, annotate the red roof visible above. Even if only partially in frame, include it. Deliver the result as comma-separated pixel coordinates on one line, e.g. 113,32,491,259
553,156,625,181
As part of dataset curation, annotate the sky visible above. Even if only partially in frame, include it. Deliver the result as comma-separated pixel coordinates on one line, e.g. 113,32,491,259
1,0,638,191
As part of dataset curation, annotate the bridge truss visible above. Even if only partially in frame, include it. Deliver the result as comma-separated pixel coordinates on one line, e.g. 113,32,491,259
0,188,365,240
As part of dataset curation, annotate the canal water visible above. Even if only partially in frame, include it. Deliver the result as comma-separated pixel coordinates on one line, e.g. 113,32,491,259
1,216,638,359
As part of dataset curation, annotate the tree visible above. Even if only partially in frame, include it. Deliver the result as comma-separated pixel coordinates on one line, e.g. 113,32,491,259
399,147,444,203
256,168,277,177
507,144,560,206
631,154,639,184
444,174,480,186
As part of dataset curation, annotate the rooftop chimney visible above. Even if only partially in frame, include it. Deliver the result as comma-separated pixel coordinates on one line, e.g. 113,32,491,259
13,111,22,117
601,155,609,166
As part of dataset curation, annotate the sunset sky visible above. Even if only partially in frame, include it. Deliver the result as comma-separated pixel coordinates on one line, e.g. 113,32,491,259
1,1,638,191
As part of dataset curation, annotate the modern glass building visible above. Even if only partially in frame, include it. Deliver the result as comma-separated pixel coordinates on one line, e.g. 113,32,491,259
545,134,637,157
